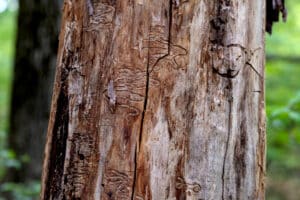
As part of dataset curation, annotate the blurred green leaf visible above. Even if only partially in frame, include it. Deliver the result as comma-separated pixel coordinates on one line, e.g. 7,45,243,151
288,111,300,123
0,181,41,200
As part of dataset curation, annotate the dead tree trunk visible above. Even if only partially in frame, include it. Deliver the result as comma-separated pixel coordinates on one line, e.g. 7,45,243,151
8,0,62,182
41,0,266,199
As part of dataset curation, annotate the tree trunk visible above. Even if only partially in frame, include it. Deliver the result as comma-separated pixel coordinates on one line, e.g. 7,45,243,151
41,0,266,199
9,0,62,182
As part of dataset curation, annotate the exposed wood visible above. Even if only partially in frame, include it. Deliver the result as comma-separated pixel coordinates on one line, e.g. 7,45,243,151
41,0,266,199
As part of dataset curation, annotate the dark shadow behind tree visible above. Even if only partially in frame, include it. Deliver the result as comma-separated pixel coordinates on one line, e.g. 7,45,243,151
7,0,62,183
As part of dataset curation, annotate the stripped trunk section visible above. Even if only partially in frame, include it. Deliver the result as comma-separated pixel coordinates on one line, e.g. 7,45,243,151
41,0,266,199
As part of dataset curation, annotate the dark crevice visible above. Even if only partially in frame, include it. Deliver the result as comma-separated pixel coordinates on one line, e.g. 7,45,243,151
213,67,240,79
221,81,233,200
44,69,70,199
131,145,138,200
167,0,173,55
130,25,151,200
131,1,173,199
245,62,264,80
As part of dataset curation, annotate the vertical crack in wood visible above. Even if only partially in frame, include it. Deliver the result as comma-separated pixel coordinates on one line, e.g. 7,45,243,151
222,81,233,200
131,143,138,200
131,1,173,199
209,1,233,198
167,0,173,56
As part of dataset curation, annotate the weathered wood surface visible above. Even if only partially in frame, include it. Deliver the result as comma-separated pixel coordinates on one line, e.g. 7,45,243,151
41,0,266,199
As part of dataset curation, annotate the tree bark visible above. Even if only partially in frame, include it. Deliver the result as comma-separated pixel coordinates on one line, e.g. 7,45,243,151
41,0,266,199
9,0,62,182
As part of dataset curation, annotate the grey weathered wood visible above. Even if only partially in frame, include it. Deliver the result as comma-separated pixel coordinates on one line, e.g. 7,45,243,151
41,0,266,199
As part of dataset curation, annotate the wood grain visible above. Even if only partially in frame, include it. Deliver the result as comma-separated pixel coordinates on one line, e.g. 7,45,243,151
41,0,266,199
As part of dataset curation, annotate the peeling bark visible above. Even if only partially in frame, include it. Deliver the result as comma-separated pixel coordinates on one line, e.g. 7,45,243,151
266,0,287,34
41,0,266,199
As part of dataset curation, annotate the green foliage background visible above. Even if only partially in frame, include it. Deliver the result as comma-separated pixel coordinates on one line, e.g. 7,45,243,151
0,1,300,199
265,1,300,199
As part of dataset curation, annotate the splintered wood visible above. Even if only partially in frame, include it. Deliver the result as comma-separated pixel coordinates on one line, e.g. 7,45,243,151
41,0,266,199
266,0,287,34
